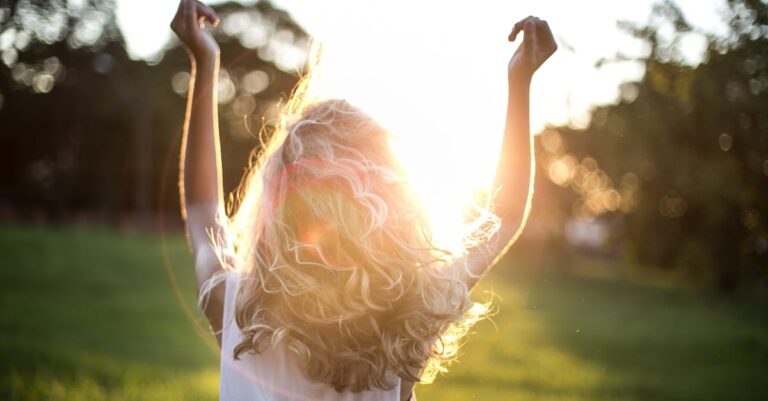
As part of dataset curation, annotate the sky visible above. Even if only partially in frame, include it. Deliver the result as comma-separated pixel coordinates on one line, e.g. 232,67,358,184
118,0,728,129
116,0,729,245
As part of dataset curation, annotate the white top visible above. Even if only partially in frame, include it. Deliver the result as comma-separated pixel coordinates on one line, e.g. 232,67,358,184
219,271,402,401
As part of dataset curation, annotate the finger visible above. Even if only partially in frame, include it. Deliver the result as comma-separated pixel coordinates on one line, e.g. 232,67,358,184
174,0,186,24
195,1,220,26
509,21,522,41
181,0,190,20
523,19,536,48
171,0,187,32
186,0,198,27
539,20,557,48
509,16,535,41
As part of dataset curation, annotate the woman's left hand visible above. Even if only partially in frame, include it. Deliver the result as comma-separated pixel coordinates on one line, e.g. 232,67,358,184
507,16,557,81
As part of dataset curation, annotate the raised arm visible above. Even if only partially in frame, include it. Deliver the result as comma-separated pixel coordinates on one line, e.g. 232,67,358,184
462,16,557,288
171,0,226,343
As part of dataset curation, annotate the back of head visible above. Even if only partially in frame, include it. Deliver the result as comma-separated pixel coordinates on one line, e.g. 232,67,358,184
223,96,487,391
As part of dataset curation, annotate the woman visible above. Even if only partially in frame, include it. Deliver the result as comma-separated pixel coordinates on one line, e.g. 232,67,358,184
171,0,556,399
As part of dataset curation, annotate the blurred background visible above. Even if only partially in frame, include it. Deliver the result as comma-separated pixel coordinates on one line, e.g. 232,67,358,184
1,0,767,400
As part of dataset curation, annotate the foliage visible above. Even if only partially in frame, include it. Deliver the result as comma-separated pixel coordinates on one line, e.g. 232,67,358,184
3,0,768,289
0,0,307,223
533,0,768,289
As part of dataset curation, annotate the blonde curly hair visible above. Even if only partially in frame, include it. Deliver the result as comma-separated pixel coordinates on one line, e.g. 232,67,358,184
211,69,496,392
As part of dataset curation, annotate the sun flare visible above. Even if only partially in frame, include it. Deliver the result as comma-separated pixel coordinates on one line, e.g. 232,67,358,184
298,42,509,250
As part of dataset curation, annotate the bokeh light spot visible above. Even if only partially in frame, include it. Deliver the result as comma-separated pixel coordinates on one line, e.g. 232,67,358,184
171,71,190,95
718,132,733,151
242,70,269,94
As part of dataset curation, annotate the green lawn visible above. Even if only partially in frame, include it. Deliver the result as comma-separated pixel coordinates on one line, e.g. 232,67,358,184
0,225,766,401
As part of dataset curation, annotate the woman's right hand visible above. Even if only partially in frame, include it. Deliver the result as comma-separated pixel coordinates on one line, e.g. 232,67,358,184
171,0,220,62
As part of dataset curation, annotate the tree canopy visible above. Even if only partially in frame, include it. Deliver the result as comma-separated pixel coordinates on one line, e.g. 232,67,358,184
0,0,308,225
1,0,766,289
532,0,768,289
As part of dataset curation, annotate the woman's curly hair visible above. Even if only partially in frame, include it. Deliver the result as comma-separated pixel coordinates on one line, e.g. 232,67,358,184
208,69,496,392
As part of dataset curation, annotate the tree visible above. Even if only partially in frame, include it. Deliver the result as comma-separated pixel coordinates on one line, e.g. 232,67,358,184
533,0,768,290
0,1,309,226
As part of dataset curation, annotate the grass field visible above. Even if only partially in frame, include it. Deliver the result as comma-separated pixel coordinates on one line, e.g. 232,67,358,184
1,224,767,401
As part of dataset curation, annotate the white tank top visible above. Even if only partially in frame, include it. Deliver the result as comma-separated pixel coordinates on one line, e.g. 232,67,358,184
219,271,402,401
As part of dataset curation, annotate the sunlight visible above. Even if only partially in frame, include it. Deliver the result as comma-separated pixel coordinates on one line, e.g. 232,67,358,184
119,0,716,249
116,0,700,247
271,1,608,251
302,40,506,250
304,33,573,250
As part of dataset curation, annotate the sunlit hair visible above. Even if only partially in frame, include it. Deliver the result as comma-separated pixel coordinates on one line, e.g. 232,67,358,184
206,50,497,392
